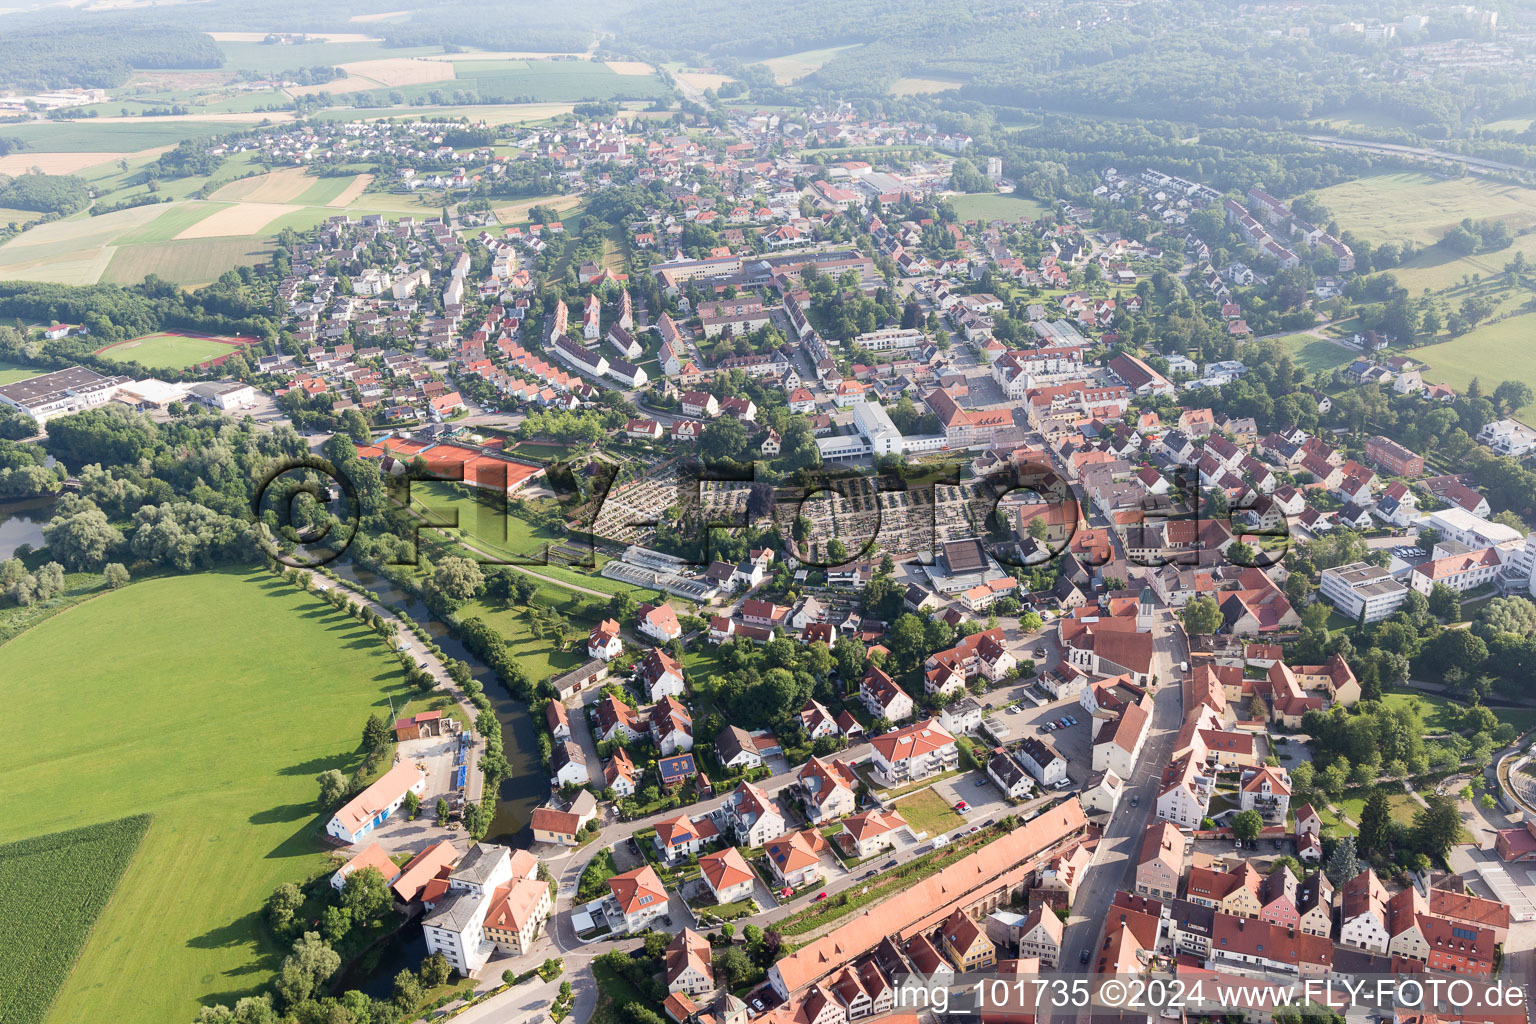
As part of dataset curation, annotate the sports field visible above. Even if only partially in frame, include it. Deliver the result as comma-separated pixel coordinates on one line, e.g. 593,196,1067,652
95,332,245,369
1313,172,1536,247
0,570,425,1024
1403,313,1536,415
946,192,1049,223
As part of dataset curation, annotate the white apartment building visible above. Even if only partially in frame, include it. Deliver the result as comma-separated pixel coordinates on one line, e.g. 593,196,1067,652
1318,561,1408,623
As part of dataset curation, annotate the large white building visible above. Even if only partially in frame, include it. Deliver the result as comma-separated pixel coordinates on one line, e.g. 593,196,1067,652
1318,561,1408,624
0,365,130,423
325,762,427,844
422,844,516,976
816,400,946,461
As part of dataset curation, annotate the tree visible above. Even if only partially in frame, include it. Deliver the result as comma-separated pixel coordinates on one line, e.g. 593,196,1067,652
103,561,129,588
316,769,348,809
1181,596,1224,635
713,946,754,987
404,790,421,818
1411,795,1463,859
432,555,485,602
393,969,423,1011
362,713,390,755
1324,835,1361,886
419,951,453,988
266,882,303,930
1428,582,1462,623
462,800,487,839
43,506,122,571
274,932,340,1008
1231,809,1263,842
436,797,451,826
1358,790,1391,855
341,865,393,922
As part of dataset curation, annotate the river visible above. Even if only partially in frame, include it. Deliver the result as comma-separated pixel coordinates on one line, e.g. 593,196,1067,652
0,495,57,560
329,561,544,844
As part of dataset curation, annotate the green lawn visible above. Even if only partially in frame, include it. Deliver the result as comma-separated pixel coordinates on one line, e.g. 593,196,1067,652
1404,314,1536,417
947,192,1050,224
95,331,239,369
0,360,40,385
892,787,964,838
0,569,428,1024
1381,688,1449,731
1273,334,1358,374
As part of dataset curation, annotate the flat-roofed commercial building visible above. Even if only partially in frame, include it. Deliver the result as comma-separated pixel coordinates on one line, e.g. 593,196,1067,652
1319,561,1408,623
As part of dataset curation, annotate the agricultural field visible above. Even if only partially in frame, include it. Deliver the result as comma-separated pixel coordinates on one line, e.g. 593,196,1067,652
891,76,967,96
0,816,153,1024
0,203,171,285
1403,314,1536,415
946,192,1049,223
1313,172,1536,248
94,332,243,370
494,193,582,226
0,570,430,1024
0,120,234,153
760,44,861,85
214,39,446,75
102,237,274,288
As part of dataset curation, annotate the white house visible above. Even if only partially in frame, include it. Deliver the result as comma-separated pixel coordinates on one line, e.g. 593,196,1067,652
1015,736,1067,786
636,647,686,701
326,762,427,844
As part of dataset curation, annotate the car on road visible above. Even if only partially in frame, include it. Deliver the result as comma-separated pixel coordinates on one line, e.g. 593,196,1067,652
1080,949,1091,964
1035,648,1047,658
969,825,980,833
862,869,877,878
1130,794,1140,807
884,859,898,868
814,891,828,901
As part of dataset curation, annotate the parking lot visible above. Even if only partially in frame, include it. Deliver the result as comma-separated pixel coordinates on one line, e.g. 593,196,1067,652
1016,697,1096,784
931,771,1014,825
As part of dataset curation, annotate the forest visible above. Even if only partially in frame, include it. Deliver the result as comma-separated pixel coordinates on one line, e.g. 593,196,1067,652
0,23,223,90
0,173,91,216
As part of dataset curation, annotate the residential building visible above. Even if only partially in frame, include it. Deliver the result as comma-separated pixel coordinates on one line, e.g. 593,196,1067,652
1318,562,1409,623
326,762,427,844
869,719,958,786
607,865,670,933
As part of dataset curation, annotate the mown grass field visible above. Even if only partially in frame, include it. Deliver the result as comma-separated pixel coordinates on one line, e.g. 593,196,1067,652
947,192,1049,223
95,331,239,369
0,816,152,1024
0,570,425,1024
1273,333,1358,374
1404,313,1536,415
0,360,40,385
760,44,860,85
1313,172,1536,248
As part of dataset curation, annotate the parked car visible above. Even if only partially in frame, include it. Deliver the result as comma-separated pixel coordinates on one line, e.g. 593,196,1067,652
862,869,877,878
814,891,828,901
954,800,969,811
662,915,672,926
974,778,988,787
779,887,792,898
751,999,765,1012
1034,647,1047,658
884,859,898,868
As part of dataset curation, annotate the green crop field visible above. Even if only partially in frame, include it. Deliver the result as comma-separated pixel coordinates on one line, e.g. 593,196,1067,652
358,59,667,106
1404,314,1536,415
0,816,152,1024
95,332,240,369
1314,172,1536,248
102,238,273,288
294,175,357,205
0,570,427,1024
947,192,1050,223
0,120,236,153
